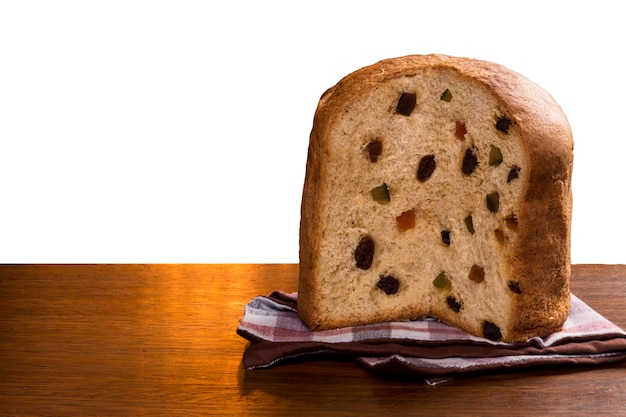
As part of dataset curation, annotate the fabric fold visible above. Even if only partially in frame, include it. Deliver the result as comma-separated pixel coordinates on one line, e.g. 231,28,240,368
237,291,626,381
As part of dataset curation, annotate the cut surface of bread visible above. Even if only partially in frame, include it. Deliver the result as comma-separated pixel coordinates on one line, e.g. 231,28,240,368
298,54,574,342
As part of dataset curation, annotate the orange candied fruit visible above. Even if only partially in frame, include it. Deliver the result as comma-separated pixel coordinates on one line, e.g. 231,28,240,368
396,209,416,231
469,264,485,283
455,121,467,140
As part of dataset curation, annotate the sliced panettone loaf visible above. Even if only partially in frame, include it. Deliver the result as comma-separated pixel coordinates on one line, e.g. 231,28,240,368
298,54,574,342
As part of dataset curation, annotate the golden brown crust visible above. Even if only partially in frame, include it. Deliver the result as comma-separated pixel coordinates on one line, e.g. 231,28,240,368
298,54,573,341
297,129,322,326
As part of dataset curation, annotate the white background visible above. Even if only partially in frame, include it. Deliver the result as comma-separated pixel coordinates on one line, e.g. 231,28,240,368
1,1,624,263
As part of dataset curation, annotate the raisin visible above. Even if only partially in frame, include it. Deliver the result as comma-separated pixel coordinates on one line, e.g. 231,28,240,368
441,230,451,246
371,183,390,204
455,121,467,140
508,280,522,294
507,166,521,182
417,154,436,182
396,92,417,116
486,192,500,213
462,148,478,175
483,321,503,341
355,236,375,270
446,296,463,313
433,272,451,291
465,214,475,234
366,139,383,162
469,265,485,283
376,275,400,295
496,116,513,133
440,89,453,102
489,145,503,166
464,215,475,234
396,209,416,231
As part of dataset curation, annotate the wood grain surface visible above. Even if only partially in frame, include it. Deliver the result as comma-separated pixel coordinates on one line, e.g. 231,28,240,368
0,264,624,416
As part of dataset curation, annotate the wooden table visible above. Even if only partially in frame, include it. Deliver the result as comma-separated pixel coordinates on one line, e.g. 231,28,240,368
0,264,624,416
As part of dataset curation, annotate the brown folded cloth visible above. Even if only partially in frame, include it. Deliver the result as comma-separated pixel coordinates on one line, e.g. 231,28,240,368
237,291,626,384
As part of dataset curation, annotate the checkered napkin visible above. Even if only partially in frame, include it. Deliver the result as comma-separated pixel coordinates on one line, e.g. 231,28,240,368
237,291,626,383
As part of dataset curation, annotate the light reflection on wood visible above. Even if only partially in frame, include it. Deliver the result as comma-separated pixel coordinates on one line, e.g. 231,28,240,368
0,264,623,416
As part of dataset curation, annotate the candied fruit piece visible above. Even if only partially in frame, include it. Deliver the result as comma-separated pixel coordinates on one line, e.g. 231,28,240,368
417,154,436,182
455,121,467,140
496,116,513,133
507,165,521,182
446,296,463,313
469,265,485,283
371,183,390,204
396,209,416,231
355,236,375,270
440,89,453,102
483,321,503,341
489,146,503,166
366,139,383,163
505,215,518,230
464,215,475,234
486,192,500,213
433,272,451,291
441,230,451,246
494,229,505,245
508,280,522,294
396,92,417,116
462,148,478,175
376,275,400,295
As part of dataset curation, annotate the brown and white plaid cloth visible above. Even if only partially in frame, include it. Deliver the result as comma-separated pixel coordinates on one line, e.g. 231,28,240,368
237,291,626,384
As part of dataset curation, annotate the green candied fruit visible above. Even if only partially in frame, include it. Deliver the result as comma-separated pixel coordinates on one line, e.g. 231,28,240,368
464,215,475,234
440,89,453,102
370,183,390,204
486,192,500,213
433,272,451,291
489,145,503,166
